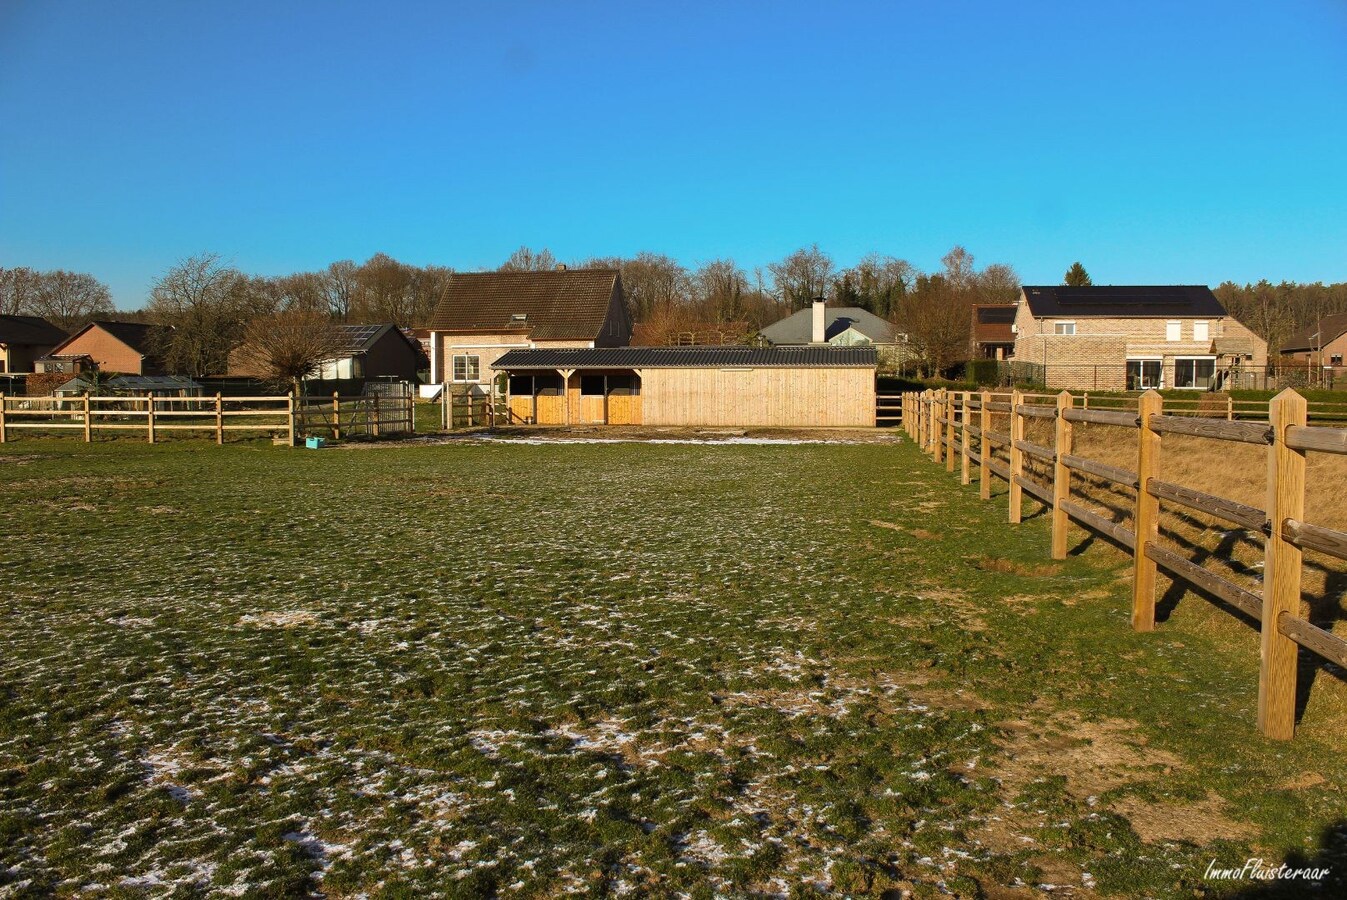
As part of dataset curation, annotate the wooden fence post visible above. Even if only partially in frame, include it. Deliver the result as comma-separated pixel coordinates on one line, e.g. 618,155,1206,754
979,389,991,500
214,393,224,445
960,391,971,484
1008,389,1023,522
921,392,930,450
146,394,156,444
1051,390,1073,559
1132,390,1163,631
0,392,6,444
1259,388,1308,740
945,390,956,473
372,394,382,438
287,393,297,445
930,391,942,463
918,392,926,452
332,392,341,440
1227,395,1235,421
927,390,936,455
84,392,92,443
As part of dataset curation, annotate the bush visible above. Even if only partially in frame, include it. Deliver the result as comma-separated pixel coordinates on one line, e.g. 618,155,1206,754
967,359,1000,386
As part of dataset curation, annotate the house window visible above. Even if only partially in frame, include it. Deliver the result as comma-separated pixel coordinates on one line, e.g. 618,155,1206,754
1332,355,1343,367
1193,320,1209,342
452,354,480,382
1053,321,1076,335
1173,356,1216,389
1166,320,1182,341
1126,359,1163,390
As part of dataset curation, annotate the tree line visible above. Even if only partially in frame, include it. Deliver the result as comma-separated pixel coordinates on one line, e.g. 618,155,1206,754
8,251,1346,383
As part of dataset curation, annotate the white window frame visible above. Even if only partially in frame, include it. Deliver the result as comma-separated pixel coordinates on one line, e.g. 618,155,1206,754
1166,320,1182,342
1172,355,1217,390
1193,320,1209,343
1053,320,1076,335
451,354,481,383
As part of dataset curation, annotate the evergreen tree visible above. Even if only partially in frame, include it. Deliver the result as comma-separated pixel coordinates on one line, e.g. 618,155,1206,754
1064,262,1092,286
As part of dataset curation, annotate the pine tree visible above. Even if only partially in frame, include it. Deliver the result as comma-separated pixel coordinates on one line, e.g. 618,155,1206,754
1064,262,1092,286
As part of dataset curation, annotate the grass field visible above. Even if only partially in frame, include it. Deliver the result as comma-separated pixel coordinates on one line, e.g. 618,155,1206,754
1,435,1345,897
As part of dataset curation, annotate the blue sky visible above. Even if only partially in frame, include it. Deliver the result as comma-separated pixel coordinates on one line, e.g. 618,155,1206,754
1,0,1345,308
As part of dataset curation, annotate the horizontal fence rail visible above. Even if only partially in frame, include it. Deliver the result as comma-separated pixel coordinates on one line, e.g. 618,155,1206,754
0,391,415,445
903,385,1347,741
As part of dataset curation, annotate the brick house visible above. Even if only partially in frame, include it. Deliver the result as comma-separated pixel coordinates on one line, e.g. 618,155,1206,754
1010,286,1267,391
1279,312,1347,375
423,267,631,395
36,321,166,376
971,305,1017,360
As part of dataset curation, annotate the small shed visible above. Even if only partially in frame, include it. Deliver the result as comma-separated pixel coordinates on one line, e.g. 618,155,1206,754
492,346,877,427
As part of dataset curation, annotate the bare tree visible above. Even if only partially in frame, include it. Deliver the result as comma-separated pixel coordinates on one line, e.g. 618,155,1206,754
499,246,558,272
411,264,454,325
24,270,114,331
837,254,915,317
270,272,328,313
977,263,1021,304
0,267,46,316
620,252,691,321
897,274,972,376
693,258,749,322
767,245,834,311
322,260,359,321
231,309,346,392
147,253,250,378
353,253,417,324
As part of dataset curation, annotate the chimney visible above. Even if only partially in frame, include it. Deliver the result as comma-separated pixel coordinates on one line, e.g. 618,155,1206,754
555,263,567,271
811,297,827,343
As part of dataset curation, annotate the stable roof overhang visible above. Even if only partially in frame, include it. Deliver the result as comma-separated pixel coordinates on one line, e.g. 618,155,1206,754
491,346,878,370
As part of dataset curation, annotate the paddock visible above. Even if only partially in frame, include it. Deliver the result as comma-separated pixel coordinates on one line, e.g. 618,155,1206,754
493,346,877,427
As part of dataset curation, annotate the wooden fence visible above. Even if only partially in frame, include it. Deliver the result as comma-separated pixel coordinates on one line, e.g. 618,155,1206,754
440,389,504,430
901,387,1347,740
0,392,414,444
296,393,414,440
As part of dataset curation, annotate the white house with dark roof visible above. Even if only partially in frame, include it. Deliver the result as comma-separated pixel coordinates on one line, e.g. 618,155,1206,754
423,268,631,395
1011,285,1267,391
757,299,907,369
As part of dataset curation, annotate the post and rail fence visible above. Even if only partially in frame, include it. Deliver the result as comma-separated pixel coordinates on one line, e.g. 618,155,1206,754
0,391,416,445
900,386,1347,740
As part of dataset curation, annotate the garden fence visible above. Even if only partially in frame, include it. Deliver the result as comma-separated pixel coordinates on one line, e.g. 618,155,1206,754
0,391,415,444
901,386,1347,741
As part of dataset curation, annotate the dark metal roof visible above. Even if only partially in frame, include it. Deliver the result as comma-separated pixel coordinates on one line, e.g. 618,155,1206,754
492,346,878,370
1281,312,1347,353
1020,285,1228,319
0,315,65,346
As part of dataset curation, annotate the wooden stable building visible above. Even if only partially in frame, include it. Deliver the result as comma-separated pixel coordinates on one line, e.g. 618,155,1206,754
492,346,877,427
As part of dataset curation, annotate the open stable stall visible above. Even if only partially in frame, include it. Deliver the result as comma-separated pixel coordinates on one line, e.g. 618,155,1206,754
493,346,877,427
